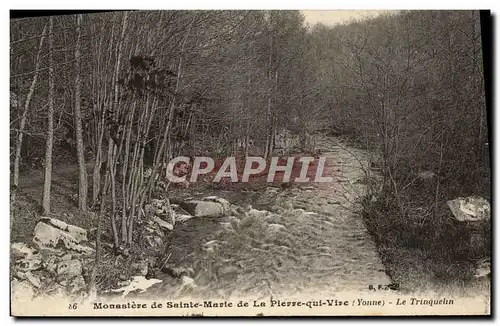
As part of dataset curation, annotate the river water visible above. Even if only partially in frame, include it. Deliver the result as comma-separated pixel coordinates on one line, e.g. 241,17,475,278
139,136,392,300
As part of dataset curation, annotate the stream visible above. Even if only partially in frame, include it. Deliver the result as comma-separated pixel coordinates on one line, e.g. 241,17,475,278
132,136,392,300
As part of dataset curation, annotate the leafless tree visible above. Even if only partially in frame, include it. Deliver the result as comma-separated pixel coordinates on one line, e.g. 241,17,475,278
42,17,55,215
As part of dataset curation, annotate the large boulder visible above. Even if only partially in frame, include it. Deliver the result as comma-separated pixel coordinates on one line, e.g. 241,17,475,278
39,217,88,242
12,219,93,301
181,200,226,218
202,196,231,211
33,219,94,255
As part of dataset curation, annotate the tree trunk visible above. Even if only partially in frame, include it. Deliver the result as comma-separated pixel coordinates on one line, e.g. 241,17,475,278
74,14,88,211
244,120,250,159
88,159,110,296
264,32,273,160
91,19,114,205
115,12,128,244
12,23,47,201
42,17,55,215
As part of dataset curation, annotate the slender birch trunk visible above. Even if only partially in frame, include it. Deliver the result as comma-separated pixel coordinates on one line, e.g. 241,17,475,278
74,14,88,211
42,17,55,215
264,28,273,160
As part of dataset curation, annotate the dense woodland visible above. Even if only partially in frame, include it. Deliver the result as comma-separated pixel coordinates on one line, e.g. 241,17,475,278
10,10,489,290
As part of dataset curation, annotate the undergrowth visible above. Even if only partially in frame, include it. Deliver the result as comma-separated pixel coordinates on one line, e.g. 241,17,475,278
360,192,490,295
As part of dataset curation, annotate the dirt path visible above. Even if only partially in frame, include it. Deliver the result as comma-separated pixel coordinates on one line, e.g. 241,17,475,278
149,137,391,300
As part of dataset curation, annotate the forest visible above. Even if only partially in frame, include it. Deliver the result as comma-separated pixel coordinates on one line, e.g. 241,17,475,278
10,10,490,301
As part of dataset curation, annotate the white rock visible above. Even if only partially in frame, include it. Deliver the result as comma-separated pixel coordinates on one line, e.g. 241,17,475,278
176,214,193,223
219,222,234,233
151,198,165,207
323,220,334,227
43,256,57,274
145,221,163,237
267,223,286,233
203,240,220,249
474,259,491,278
144,235,164,250
219,265,240,275
447,196,491,222
33,221,94,255
56,259,82,276
152,215,174,231
13,270,27,280
16,258,42,272
59,253,73,261
39,217,88,242
11,243,39,259
202,196,231,211
417,171,436,180
182,200,225,218
247,208,270,218
227,216,240,225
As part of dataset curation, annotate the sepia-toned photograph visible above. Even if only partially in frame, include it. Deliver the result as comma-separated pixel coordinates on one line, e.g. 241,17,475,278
9,9,491,317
